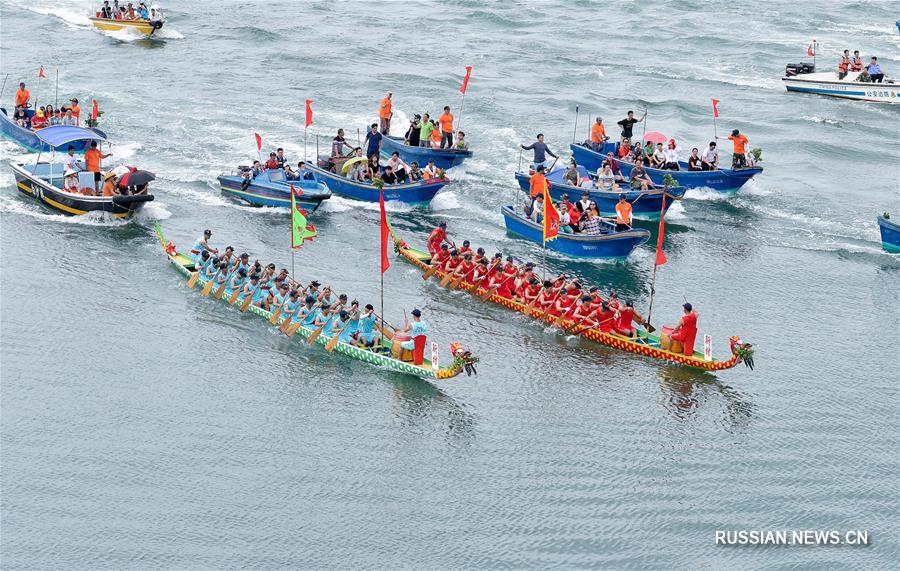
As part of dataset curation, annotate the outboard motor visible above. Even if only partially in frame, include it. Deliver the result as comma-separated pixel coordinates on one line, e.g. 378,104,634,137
785,62,815,77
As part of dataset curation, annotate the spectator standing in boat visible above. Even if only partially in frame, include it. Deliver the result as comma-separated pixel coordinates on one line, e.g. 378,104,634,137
429,120,442,148
701,142,719,171
83,140,112,194
520,134,558,170
378,91,393,135
331,129,351,157
14,83,29,108
616,110,645,142
69,98,81,126
615,194,633,231
838,49,850,80
687,148,702,171
850,51,863,72
719,129,749,169
439,106,454,148
663,139,681,171
867,57,884,83
590,117,609,151
418,113,433,148
365,123,383,159
529,165,548,201
404,115,421,147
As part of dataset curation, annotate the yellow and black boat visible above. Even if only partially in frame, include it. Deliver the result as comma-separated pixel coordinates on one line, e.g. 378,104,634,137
89,9,165,36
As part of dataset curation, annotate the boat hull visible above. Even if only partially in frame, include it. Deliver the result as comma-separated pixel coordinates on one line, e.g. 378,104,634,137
11,162,152,218
514,167,684,220
878,215,900,252
218,174,331,210
570,143,763,193
782,76,898,104
157,231,469,380
90,17,161,35
501,205,649,259
0,108,106,153
387,227,745,371
307,164,449,204
380,136,472,170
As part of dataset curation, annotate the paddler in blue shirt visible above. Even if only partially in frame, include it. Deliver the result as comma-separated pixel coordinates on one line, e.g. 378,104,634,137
400,308,428,352
227,268,247,294
356,304,377,347
298,296,320,327
190,229,217,265
239,273,260,301
280,291,303,325
200,256,220,282
269,283,290,313
328,310,354,345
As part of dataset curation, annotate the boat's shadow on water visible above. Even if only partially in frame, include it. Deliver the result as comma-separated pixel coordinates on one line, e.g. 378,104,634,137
656,365,755,430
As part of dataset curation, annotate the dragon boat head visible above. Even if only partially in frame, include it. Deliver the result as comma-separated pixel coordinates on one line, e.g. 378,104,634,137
450,342,478,376
729,336,755,370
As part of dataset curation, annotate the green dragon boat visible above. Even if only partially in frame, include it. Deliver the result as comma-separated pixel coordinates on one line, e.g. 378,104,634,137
156,226,477,381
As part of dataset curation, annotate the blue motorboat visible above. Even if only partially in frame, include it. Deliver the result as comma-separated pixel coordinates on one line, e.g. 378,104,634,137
380,135,472,170
878,213,900,253
570,142,763,193
0,107,106,153
218,167,331,211
514,165,685,221
500,204,650,259
306,163,450,204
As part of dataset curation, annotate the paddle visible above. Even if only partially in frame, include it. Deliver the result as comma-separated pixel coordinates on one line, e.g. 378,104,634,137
537,290,562,322
566,315,617,338
200,273,217,297
439,268,458,287
306,315,330,345
422,261,442,281
268,301,283,324
325,324,344,352
186,272,200,289
449,263,478,289
469,260,501,294
520,294,538,316
375,321,394,340
213,273,230,300
227,283,242,305
239,284,259,312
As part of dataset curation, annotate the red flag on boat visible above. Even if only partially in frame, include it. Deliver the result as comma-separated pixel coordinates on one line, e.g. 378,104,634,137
38,66,46,79
542,186,560,244
459,66,473,94
379,189,390,273
712,98,720,118
305,99,313,128
91,99,99,121
254,132,262,151
654,190,668,267
807,41,816,57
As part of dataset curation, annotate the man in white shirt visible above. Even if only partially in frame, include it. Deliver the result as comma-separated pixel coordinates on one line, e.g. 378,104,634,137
63,145,81,172
701,142,719,171
663,139,682,171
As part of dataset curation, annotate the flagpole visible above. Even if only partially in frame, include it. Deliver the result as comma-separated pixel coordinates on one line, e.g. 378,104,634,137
646,261,659,326
54,68,59,109
646,184,668,326
0,74,9,106
304,127,308,162
572,105,579,143
456,91,466,133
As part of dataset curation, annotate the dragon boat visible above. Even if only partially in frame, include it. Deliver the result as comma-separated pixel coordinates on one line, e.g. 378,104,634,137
156,227,477,381
387,224,754,372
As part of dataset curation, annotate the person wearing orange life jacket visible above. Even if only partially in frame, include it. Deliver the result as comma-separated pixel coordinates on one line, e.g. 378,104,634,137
837,49,850,79
429,120,442,148
15,83,30,108
590,116,609,151
426,221,453,256
670,302,699,356
615,194,633,231
849,50,863,72
378,91,393,135
438,106,454,148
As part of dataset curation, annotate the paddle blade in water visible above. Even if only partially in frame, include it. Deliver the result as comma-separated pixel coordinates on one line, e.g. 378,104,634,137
201,279,215,297
240,294,254,312
228,290,240,305
325,333,340,352
214,284,226,300
187,272,200,288
268,306,282,325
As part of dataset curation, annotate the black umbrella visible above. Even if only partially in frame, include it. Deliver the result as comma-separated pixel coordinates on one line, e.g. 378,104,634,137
118,169,156,187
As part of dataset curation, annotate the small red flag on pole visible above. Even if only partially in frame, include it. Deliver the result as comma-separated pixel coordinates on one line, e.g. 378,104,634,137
379,189,391,273
711,98,720,118
254,132,262,151
807,41,816,57
305,99,313,128
38,66,46,79
459,66,473,94
91,99,99,121
542,186,560,244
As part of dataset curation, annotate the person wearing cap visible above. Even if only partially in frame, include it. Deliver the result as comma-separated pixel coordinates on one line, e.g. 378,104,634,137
83,140,112,193
520,133,558,171
426,221,453,256
590,117,609,151
615,194,632,231
102,171,121,197
227,268,248,294
279,291,304,326
231,252,251,276
718,129,749,169
378,91,393,135
200,256,221,284
190,230,218,264
669,303,699,355
398,308,427,357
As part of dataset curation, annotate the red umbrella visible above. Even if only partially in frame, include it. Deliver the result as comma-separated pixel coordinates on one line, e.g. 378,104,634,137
643,131,668,144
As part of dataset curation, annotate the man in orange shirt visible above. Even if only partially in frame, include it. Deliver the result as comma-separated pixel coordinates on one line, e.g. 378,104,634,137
720,128,749,170
69,98,81,126
438,105,454,148
378,91,392,135
615,194,632,231
15,83,30,108
590,116,608,151
83,140,112,193
529,165,548,199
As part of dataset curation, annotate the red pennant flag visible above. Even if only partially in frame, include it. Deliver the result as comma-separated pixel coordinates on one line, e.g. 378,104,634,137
379,189,390,273
459,66,473,94
655,192,668,267
711,98,720,118
305,99,313,128
542,186,560,243
254,132,262,151
91,99,99,121
807,41,816,57
38,66,46,79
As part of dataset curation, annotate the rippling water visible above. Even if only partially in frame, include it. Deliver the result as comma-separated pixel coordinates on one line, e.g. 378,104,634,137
1,1,898,568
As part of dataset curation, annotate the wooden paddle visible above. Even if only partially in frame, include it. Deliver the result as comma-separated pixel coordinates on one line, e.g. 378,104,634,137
200,276,216,297
239,284,260,312
479,271,514,301
268,302,283,324
186,272,200,288
213,278,228,300
228,286,241,305
538,291,562,322
520,295,538,316
306,319,329,345
325,328,342,352
439,270,457,288
422,262,441,281
375,321,394,340
449,264,477,289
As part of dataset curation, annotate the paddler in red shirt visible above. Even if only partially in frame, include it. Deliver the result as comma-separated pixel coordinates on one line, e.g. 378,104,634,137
453,253,476,284
494,256,519,298
473,247,486,266
430,243,451,270
471,258,490,286
535,280,557,312
570,296,597,328
442,249,463,273
594,302,617,333
670,302,699,355
427,221,454,256
520,277,541,306
614,301,638,337
458,240,472,256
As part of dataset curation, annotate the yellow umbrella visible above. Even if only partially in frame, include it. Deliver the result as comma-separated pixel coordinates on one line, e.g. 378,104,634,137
341,156,368,174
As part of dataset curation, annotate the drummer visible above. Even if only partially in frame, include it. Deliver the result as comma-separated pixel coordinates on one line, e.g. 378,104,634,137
398,308,428,362
669,302,698,355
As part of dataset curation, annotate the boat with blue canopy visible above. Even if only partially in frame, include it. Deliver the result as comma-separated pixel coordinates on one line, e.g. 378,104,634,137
380,135,472,170
0,107,107,153
570,142,763,193
218,166,331,210
514,165,684,220
306,163,450,204
500,204,649,259
9,126,153,218
878,213,900,252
